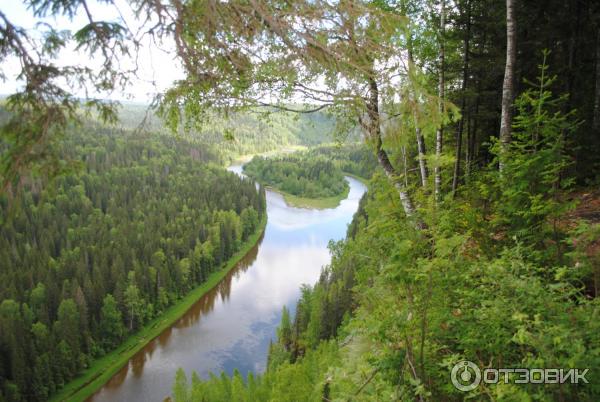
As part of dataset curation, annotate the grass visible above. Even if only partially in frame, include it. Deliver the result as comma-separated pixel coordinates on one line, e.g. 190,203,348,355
50,214,267,402
261,171,369,210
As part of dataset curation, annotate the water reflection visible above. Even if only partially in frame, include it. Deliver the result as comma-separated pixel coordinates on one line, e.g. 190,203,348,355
89,167,366,402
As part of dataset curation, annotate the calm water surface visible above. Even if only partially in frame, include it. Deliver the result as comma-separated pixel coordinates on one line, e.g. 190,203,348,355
89,165,366,402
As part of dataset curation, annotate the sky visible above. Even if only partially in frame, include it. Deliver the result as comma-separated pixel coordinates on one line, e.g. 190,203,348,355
1,0,184,103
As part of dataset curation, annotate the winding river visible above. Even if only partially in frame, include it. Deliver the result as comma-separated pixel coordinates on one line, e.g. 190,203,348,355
89,165,366,402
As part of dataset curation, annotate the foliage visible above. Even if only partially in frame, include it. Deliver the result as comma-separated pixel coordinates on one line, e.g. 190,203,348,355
0,2,131,191
173,62,599,401
2,0,600,401
486,52,578,263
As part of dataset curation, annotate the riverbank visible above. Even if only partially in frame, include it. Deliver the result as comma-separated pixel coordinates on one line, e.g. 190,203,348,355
268,184,350,209
261,172,369,210
51,213,268,402
341,171,370,186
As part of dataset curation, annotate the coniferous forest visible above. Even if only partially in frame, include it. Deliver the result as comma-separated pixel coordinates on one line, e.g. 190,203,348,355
0,126,266,400
1,0,600,401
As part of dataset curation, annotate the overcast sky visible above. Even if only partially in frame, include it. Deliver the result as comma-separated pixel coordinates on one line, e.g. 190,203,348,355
1,0,184,103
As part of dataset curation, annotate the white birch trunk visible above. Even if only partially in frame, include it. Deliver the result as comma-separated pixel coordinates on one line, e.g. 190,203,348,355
499,0,516,171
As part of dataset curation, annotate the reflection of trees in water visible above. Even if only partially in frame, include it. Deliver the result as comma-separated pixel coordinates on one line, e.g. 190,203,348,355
93,231,264,398
158,327,173,348
131,351,147,378
103,361,129,390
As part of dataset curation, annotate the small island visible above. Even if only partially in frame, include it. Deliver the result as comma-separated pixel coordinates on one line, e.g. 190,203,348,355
243,153,350,209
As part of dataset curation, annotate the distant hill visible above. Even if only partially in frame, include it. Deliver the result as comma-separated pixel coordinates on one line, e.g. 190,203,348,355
115,103,340,162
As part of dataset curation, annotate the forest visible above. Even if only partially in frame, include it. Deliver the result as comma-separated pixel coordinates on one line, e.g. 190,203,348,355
114,104,337,164
0,125,266,401
243,153,350,200
307,145,379,181
1,0,600,401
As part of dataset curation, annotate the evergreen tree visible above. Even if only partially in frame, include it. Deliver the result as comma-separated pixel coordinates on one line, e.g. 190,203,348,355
99,294,125,349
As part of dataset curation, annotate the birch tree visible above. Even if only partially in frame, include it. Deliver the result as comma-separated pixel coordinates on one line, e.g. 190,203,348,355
499,0,517,171
152,1,442,226
408,46,430,189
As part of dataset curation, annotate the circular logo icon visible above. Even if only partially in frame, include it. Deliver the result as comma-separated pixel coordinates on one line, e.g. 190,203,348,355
451,360,481,391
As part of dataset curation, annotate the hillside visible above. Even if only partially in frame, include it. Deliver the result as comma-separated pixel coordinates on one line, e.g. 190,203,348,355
174,162,600,401
114,103,337,163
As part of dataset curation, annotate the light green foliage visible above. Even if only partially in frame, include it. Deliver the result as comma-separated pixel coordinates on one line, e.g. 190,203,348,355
172,368,190,402
487,52,578,263
174,60,599,401
53,299,81,377
124,274,144,331
240,208,260,240
277,306,292,353
173,341,340,402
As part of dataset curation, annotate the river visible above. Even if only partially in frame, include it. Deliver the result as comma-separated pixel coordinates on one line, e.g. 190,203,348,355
89,165,366,402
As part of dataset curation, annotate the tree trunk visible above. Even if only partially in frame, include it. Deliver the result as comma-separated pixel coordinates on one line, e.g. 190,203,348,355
376,142,418,220
416,127,428,188
565,0,580,114
499,0,516,171
594,26,600,131
465,112,473,178
434,0,446,200
467,73,481,179
408,47,429,188
367,77,422,227
452,0,471,195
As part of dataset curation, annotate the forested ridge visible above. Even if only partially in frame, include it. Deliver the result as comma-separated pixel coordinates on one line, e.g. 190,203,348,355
114,103,337,164
2,0,600,401
0,126,266,401
175,168,600,401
